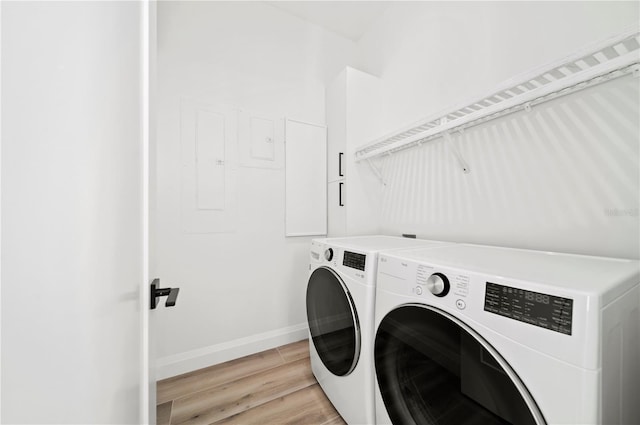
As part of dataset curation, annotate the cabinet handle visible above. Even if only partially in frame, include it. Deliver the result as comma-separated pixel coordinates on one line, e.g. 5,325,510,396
339,182,344,207
339,152,344,177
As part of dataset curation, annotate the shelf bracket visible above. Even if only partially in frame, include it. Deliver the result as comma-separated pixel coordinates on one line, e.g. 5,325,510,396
366,158,387,186
443,131,471,174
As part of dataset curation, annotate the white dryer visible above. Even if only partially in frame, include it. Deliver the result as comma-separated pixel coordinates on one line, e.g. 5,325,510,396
306,236,452,425
374,244,640,425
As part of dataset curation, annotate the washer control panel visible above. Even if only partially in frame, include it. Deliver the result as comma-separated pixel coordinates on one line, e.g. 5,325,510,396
425,273,450,297
413,265,467,301
484,282,573,335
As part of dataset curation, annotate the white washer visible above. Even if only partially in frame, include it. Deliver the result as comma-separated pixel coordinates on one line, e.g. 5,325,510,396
306,236,453,425
374,244,640,425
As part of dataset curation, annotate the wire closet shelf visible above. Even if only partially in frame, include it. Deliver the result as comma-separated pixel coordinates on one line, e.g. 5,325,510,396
354,28,640,162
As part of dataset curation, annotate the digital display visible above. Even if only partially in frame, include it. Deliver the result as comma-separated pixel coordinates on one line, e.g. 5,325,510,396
343,251,366,271
484,282,573,335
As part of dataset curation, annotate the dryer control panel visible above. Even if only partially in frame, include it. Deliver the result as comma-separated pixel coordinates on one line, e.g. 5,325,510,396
484,282,573,335
343,251,366,271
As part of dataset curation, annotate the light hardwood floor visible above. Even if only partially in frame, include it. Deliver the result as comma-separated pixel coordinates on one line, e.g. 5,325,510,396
157,339,347,425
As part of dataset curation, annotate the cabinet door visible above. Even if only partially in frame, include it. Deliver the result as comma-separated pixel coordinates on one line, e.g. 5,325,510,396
326,70,346,183
327,180,347,237
285,119,327,236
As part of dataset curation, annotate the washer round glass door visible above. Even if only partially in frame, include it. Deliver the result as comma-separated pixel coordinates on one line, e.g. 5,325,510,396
306,266,360,376
375,304,545,425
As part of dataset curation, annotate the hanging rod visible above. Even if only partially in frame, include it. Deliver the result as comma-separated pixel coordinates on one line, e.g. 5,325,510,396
355,27,640,162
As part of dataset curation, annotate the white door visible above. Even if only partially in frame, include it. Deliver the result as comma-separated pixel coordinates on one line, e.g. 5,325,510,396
1,2,151,423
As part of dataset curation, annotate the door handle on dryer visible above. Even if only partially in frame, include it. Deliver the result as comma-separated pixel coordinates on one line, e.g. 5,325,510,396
150,278,180,309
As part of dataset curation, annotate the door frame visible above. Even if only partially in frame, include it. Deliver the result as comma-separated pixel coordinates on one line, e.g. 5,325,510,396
0,0,3,419
141,0,152,423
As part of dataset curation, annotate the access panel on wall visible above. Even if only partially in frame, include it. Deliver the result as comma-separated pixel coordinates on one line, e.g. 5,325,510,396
285,119,327,236
180,99,237,233
238,109,285,169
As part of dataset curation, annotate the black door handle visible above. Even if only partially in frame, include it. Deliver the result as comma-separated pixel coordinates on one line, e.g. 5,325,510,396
150,278,180,309
339,182,344,207
338,152,344,177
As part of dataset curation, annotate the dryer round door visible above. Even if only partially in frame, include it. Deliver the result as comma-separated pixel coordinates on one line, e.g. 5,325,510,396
375,304,546,425
306,266,361,377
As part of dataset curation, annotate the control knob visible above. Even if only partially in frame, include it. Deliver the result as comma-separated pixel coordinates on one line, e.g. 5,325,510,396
426,273,450,297
324,248,334,261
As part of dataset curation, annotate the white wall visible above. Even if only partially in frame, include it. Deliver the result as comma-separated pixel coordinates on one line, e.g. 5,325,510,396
354,1,640,259
155,1,356,377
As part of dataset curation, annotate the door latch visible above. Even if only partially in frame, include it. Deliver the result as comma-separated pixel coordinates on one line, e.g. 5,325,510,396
150,278,180,309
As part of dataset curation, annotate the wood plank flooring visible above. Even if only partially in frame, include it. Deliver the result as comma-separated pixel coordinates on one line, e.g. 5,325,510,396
157,339,347,425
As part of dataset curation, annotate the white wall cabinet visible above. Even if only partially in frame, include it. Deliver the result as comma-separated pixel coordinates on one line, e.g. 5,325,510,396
325,67,382,237
326,69,347,236
285,119,327,237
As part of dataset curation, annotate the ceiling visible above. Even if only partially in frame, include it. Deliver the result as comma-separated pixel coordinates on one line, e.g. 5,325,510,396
267,1,389,42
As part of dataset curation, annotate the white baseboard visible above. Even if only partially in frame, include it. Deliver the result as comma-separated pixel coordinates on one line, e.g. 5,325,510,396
155,322,309,380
